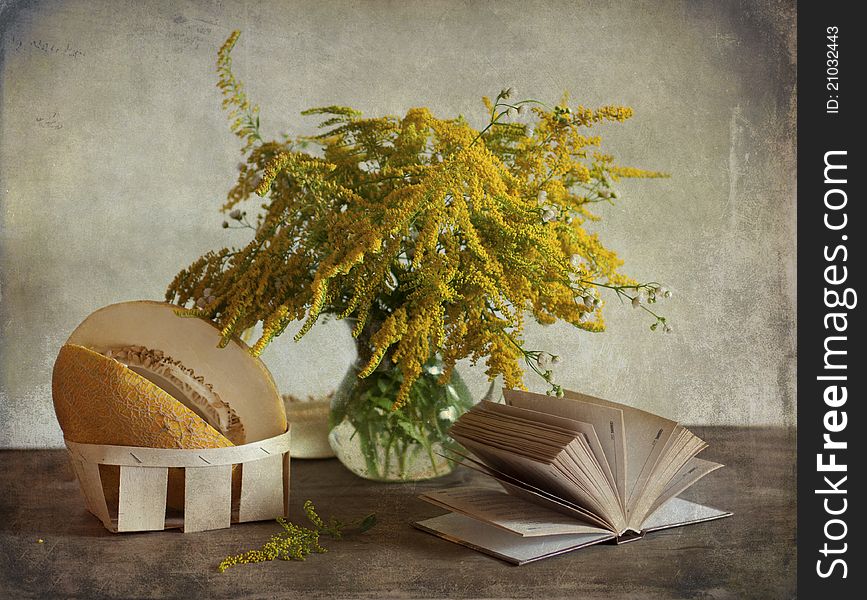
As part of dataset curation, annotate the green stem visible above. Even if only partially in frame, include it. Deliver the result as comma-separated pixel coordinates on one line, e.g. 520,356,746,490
383,429,395,477
470,98,549,147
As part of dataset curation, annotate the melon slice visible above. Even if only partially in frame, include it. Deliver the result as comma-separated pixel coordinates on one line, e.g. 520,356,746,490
53,344,236,450
102,345,245,445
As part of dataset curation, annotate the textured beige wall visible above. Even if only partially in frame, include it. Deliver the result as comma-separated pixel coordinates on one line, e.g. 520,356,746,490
0,0,796,447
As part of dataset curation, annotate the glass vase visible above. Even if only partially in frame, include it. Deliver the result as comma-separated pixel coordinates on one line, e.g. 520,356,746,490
328,353,473,482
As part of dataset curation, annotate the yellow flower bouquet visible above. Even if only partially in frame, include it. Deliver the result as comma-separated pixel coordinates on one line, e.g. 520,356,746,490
167,32,670,481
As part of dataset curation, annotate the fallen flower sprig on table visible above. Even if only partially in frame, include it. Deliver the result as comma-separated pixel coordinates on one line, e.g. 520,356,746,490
218,500,376,572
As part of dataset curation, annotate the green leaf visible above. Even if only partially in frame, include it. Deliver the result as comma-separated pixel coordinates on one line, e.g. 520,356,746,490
445,384,460,403
397,421,427,445
372,395,394,410
357,514,377,533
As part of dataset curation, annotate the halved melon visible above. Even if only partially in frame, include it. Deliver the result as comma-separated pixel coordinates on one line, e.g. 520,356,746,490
52,300,287,509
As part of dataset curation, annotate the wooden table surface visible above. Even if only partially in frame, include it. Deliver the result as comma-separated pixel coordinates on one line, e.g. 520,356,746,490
0,426,795,599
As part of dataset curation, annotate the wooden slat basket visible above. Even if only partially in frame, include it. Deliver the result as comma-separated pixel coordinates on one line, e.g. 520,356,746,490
65,428,291,533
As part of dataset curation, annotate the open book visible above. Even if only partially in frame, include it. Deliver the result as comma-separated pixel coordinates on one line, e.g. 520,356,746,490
414,389,731,564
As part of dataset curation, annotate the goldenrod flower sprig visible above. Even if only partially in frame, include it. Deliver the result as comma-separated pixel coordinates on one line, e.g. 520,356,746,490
167,31,672,407
217,500,376,572
216,30,262,153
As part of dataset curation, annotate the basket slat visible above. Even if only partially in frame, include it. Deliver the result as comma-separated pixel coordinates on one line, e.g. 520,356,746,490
183,465,233,533
239,453,285,523
69,457,112,530
117,466,168,532
282,453,291,519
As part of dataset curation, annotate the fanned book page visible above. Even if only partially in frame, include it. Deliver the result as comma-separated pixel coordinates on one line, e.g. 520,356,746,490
413,389,731,564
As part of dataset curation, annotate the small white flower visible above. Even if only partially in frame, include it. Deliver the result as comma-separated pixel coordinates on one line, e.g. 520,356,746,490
525,125,535,138
551,355,562,365
513,105,533,124
578,311,590,322
663,324,673,334
542,208,557,222
229,209,243,220
537,354,550,368
438,406,458,422
570,255,583,268
631,296,642,308
664,289,673,299
583,295,595,308
538,190,548,204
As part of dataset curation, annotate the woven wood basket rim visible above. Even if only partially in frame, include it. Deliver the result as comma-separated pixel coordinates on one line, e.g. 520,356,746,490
65,427,291,468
